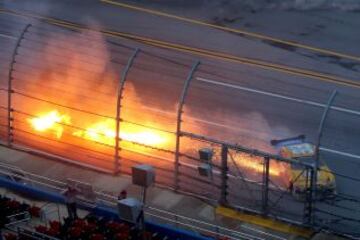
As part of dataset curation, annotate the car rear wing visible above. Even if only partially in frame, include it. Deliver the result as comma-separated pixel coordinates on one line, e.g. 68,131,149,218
270,134,306,148
271,135,315,158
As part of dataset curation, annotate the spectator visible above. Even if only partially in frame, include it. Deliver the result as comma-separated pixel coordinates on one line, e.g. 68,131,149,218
63,186,79,220
288,180,294,193
118,190,127,201
0,211,8,240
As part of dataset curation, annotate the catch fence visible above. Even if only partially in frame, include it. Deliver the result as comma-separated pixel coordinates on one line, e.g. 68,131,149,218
0,12,360,237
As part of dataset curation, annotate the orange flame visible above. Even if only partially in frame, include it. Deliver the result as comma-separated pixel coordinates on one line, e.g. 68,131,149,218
232,153,287,177
73,119,169,148
28,110,71,139
28,111,169,149
73,119,116,146
28,111,288,182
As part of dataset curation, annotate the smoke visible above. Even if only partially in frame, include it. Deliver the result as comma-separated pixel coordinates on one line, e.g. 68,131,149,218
274,0,360,11
183,105,294,154
11,18,180,158
2,0,51,15
207,0,360,12
14,26,117,117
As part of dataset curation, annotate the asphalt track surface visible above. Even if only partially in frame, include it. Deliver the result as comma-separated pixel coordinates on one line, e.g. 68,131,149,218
0,0,360,236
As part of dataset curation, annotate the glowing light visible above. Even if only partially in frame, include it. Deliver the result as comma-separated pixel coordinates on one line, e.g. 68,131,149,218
121,131,166,146
28,110,71,139
232,154,287,177
73,119,169,148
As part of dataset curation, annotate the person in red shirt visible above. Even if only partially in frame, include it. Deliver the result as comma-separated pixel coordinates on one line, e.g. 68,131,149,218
118,190,127,201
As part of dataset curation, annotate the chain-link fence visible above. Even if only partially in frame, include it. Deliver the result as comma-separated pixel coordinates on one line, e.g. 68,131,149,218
0,12,360,238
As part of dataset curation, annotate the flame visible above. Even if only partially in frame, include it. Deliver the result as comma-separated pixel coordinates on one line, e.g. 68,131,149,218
73,119,169,148
232,153,287,177
73,119,116,146
28,109,169,150
27,111,288,181
28,110,71,139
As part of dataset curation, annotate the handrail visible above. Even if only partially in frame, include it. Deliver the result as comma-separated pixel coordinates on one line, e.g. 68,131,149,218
0,163,274,240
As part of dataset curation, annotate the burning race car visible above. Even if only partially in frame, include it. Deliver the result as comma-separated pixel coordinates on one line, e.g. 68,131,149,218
271,135,336,200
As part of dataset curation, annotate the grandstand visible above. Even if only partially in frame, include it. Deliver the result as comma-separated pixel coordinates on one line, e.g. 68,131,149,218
0,162,229,240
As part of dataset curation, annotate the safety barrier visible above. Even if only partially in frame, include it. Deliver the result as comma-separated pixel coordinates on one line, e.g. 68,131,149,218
0,11,359,238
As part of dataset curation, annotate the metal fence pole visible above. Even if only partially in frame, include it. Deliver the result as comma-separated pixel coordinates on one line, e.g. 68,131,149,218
114,48,139,174
306,167,315,225
174,61,200,191
312,90,337,224
220,145,228,205
262,156,270,215
7,24,31,147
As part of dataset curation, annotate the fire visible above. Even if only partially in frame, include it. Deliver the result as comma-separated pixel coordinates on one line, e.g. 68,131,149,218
27,111,286,181
73,119,169,148
73,119,116,146
28,110,71,139
28,110,169,149
232,153,287,177
121,131,166,146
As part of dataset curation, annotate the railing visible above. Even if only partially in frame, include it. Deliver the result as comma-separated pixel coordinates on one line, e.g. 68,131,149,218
0,161,285,240
0,11,360,237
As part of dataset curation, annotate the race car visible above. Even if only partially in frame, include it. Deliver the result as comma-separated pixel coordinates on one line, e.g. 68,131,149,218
271,135,336,200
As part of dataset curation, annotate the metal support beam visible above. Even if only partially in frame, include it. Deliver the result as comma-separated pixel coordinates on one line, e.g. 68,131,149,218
312,90,337,224
174,61,200,191
114,48,139,174
220,145,228,205
262,156,270,215
306,167,315,225
7,24,31,147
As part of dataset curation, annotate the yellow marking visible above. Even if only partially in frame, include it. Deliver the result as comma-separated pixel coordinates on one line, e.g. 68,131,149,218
1,8,360,89
217,206,314,238
101,0,360,63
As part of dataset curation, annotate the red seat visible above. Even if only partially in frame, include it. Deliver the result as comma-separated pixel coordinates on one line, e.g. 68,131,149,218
4,233,17,240
35,225,48,234
49,220,61,231
68,226,83,238
29,206,41,218
72,218,87,228
46,227,60,237
84,222,98,233
90,233,105,240
6,200,21,211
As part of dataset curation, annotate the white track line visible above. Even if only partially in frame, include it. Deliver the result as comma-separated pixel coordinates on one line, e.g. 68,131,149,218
0,33,16,40
320,147,360,160
197,77,360,117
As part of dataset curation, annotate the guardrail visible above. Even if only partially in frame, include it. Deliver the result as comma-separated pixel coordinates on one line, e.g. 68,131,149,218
0,162,284,240
1,13,360,237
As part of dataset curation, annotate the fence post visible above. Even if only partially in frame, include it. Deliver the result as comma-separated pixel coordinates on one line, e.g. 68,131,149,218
219,144,228,205
312,90,337,223
174,61,200,191
306,167,315,225
262,156,270,215
114,48,139,174
7,24,31,147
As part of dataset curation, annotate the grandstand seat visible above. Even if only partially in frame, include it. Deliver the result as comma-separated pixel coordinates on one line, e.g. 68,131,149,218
28,206,41,218
3,233,17,240
67,226,83,239
35,225,47,234
7,200,21,212
90,233,105,240
1,201,170,240
83,221,97,233
49,220,61,232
